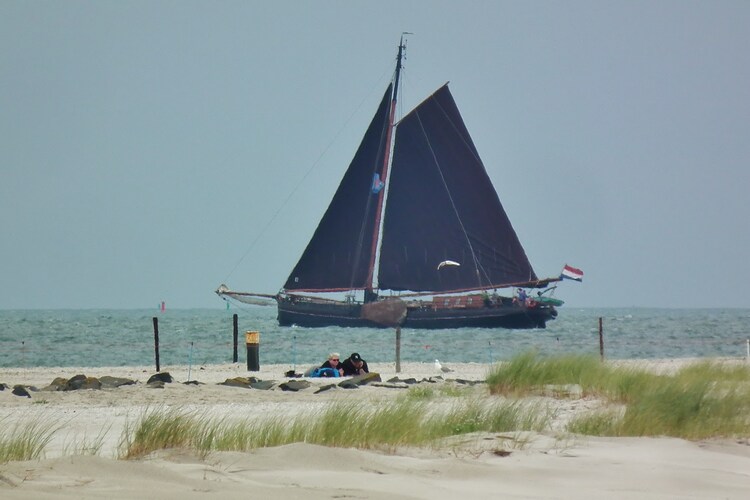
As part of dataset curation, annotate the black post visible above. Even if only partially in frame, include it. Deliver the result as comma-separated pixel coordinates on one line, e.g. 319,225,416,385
232,314,238,363
599,317,604,361
395,326,401,373
246,331,260,371
153,317,160,372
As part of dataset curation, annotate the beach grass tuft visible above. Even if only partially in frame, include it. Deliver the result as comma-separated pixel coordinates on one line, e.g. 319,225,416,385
0,418,58,463
117,397,550,458
488,351,750,439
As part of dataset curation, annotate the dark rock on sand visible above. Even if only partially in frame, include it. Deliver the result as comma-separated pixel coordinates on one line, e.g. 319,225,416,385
99,376,136,388
337,380,359,389
12,385,31,398
219,377,259,388
147,372,173,384
279,380,311,392
249,380,276,390
65,374,102,390
314,384,336,394
387,377,419,385
348,372,382,386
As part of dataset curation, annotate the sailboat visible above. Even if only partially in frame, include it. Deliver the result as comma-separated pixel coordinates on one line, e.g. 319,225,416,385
217,37,570,330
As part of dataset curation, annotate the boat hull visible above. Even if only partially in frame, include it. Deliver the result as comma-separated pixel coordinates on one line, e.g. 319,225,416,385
277,297,556,330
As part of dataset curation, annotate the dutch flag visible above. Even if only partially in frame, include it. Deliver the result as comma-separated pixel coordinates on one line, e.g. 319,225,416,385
561,264,584,282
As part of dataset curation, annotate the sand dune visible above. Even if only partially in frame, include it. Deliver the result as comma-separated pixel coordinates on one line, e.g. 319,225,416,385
2,360,750,499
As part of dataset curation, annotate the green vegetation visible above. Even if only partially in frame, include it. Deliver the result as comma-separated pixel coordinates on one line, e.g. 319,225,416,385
0,418,58,463
118,398,549,459
487,351,750,439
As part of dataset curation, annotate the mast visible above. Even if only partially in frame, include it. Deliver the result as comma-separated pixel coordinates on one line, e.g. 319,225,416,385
364,35,406,298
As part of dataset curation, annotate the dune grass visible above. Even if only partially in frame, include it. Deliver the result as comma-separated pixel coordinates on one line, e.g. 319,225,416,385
487,351,750,439
118,397,550,459
0,418,58,463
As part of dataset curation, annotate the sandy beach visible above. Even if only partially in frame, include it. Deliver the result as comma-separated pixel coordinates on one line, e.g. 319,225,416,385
2,359,750,499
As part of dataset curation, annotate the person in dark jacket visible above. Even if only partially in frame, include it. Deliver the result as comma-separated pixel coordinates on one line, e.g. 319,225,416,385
340,352,369,376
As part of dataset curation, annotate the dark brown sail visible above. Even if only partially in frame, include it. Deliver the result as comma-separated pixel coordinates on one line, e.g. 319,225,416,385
377,84,537,292
283,85,393,292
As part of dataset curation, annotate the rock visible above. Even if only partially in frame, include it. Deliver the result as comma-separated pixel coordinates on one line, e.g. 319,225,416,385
249,380,275,390
337,380,359,389
279,380,311,392
219,377,259,388
65,374,90,390
349,372,382,386
183,380,202,385
146,380,165,389
0,383,8,391
99,376,136,388
147,372,173,384
42,377,69,391
12,385,31,398
314,384,336,394
387,377,418,384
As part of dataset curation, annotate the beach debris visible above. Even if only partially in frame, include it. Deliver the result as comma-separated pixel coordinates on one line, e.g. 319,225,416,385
147,372,173,384
435,359,453,373
12,385,31,398
279,380,312,392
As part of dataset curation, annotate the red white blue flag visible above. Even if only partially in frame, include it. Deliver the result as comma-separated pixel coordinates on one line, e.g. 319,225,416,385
561,264,583,282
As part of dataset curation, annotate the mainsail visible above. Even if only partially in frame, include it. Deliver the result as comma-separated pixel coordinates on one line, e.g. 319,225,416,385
378,85,537,292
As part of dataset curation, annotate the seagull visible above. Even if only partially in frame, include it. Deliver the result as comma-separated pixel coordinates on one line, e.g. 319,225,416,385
435,359,453,373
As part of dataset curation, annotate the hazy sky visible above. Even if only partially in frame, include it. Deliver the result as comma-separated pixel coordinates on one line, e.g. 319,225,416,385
2,1,749,309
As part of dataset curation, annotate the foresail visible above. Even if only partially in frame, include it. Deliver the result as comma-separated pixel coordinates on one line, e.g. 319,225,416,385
377,85,537,292
284,85,393,292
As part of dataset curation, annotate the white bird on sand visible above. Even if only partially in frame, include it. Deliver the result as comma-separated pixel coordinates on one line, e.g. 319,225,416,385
434,359,453,373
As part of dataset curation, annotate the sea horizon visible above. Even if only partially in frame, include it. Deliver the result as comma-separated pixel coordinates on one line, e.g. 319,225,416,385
2,307,749,369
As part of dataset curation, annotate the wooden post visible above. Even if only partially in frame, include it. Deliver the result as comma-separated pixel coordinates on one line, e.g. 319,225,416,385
599,317,604,361
153,317,160,372
232,314,239,363
395,326,401,373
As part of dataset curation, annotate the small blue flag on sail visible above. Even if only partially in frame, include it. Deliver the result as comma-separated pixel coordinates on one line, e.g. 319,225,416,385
371,173,385,194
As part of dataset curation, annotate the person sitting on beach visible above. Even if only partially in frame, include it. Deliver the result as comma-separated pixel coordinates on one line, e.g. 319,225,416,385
319,352,344,377
340,352,369,376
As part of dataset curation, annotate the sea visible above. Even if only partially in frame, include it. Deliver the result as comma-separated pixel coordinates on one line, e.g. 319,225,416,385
1,307,749,369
